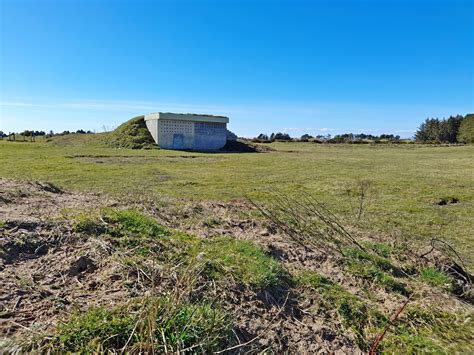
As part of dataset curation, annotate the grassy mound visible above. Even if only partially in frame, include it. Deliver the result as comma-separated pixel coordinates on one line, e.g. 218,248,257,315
220,139,274,153
104,115,156,149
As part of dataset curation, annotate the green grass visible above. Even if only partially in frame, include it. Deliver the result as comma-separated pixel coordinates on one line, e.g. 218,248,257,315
295,270,386,349
343,247,409,295
419,267,452,289
198,236,283,288
383,305,474,353
45,296,230,353
1,139,473,266
73,209,282,289
102,115,157,149
295,271,473,352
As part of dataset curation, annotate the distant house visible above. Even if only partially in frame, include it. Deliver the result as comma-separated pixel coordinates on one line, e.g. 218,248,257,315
144,112,229,151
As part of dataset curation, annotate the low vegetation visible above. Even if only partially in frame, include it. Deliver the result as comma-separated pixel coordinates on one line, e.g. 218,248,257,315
419,267,452,289
1,133,473,352
102,115,156,149
75,209,283,289
43,296,230,353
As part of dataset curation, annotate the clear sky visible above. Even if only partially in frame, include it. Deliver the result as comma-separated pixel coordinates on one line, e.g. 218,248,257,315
1,0,473,137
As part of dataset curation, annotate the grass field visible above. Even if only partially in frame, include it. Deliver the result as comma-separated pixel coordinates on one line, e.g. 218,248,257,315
1,137,473,265
1,136,474,352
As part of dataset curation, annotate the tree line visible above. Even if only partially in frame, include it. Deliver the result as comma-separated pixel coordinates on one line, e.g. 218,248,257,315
415,114,473,143
252,113,473,144
0,129,95,138
253,132,401,143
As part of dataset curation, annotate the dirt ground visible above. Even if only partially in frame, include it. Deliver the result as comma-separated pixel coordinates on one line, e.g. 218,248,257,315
0,179,358,352
1,178,470,352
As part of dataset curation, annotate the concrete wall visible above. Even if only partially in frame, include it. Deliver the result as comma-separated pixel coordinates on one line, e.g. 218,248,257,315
145,119,158,143
145,118,227,150
194,122,227,150
157,120,194,150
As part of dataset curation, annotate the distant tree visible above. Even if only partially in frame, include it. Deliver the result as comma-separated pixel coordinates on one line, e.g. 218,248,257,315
457,114,474,143
300,134,313,140
442,115,463,143
76,129,86,134
273,132,291,141
416,115,464,143
257,133,269,140
416,118,440,142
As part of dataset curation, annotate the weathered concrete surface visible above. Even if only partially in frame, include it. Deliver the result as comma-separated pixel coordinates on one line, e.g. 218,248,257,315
144,112,229,151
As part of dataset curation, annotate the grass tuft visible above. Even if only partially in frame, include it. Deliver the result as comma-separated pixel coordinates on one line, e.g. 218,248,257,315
343,247,409,295
199,236,283,288
383,305,474,353
45,296,230,353
419,267,452,289
103,209,168,237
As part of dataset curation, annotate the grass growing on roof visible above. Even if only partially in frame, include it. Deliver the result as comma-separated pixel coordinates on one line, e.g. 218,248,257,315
102,115,157,149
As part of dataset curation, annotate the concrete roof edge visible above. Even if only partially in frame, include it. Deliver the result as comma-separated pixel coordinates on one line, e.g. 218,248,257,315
144,112,229,123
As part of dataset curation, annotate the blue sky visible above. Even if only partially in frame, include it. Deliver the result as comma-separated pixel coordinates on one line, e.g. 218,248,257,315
1,0,473,137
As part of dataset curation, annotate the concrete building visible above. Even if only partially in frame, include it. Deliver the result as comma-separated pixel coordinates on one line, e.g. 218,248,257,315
144,112,229,151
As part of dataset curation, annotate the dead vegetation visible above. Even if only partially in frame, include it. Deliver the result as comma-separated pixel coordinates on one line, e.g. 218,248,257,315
0,179,473,353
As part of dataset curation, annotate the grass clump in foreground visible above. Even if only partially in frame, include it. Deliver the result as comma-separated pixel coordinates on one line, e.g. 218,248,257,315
419,267,452,289
45,296,230,353
343,247,409,295
199,236,283,288
73,209,283,289
383,305,474,353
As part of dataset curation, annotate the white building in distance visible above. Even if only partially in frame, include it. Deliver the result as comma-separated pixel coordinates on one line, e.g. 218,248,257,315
144,112,229,151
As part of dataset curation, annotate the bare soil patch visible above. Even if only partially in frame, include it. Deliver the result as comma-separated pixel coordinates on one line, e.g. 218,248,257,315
1,179,472,352
0,179,354,352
